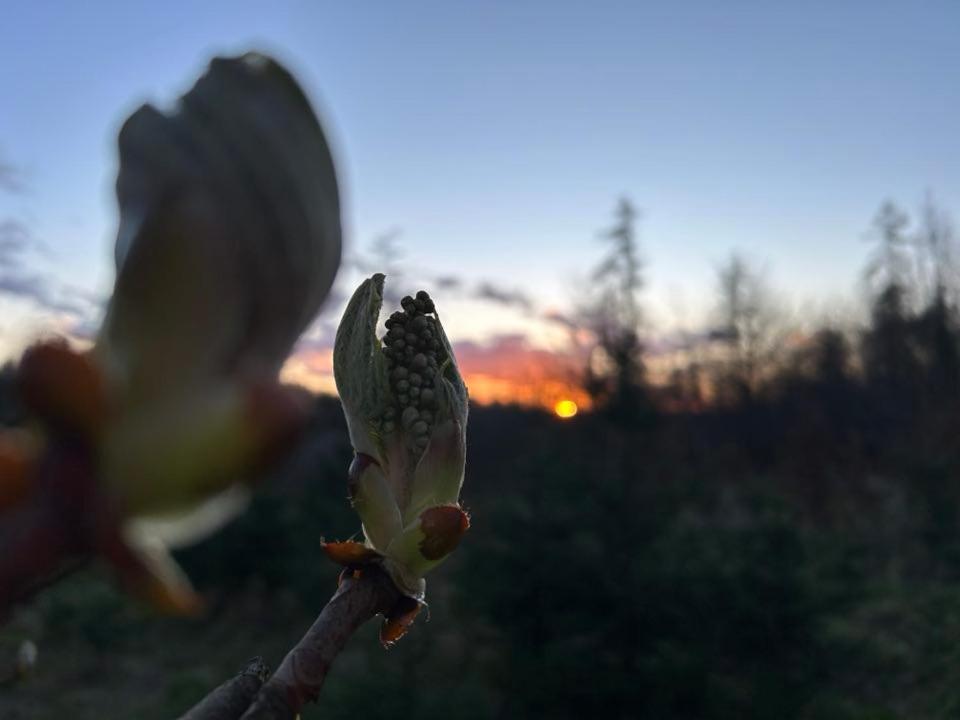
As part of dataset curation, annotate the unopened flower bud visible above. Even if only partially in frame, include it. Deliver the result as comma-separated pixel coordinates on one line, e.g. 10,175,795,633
333,274,469,600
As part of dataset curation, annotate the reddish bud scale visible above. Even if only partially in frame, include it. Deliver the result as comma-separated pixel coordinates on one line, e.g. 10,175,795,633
321,539,383,566
380,595,423,647
418,505,470,561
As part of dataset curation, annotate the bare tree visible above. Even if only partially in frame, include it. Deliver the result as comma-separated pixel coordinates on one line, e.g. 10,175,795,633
863,200,913,302
711,252,783,402
859,201,923,406
910,195,960,401
581,198,651,423
914,192,958,307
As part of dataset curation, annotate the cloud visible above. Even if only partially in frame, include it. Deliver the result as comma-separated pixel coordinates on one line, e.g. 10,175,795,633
0,167,19,194
65,315,102,341
0,220,30,269
0,153,25,194
295,320,338,354
282,346,335,396
0,273,46,299
473,282,534,312
280,319,339,394
0,161,103,345
0,218,102,326
281,324,593,411
433,274,463,291
455,333,570,375
319,286,347,313
0,273,92,316
453,333,591,410
542,308,579,330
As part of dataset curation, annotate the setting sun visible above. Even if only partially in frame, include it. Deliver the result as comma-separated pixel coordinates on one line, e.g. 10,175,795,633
554,399,578,419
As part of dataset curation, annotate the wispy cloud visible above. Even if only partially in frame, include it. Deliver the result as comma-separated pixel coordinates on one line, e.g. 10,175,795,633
0,158,24,194
433,275,462,291
0,216,102,325
473,282,534,312
281,236,594,405
347,235,576,331
295,320,338,354
0,220,31,268
0,274,87,315
0,156,103,350
542,308,579,330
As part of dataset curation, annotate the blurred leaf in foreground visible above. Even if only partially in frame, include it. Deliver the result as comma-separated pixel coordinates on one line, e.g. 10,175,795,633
0,52,342,615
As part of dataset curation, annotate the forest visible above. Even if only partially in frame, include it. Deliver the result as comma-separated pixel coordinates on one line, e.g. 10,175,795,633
3,190,960,719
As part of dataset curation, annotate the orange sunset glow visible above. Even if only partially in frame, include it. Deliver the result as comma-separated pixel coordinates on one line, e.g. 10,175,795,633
280,333,593,415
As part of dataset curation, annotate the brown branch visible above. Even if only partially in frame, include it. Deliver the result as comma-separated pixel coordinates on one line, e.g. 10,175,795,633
179,657,270,720
183,564,402,720
239,564,402,719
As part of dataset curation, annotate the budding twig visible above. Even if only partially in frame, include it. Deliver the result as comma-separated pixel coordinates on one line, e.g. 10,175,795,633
216,565,401,720
180,566,401,720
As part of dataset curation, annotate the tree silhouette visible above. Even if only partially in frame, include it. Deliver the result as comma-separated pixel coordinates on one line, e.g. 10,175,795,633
581,198,652,424
912,196,960,404
711,252,782,404
859,202,922,423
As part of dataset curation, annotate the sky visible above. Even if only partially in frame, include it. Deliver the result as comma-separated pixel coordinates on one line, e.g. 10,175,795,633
0,1,958,404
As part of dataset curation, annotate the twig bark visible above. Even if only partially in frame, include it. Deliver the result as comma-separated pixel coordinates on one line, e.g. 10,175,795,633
183,564,402,720
179,657,270,720
240,565,401,719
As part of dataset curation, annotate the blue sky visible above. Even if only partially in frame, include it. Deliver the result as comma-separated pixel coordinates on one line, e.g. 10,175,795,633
1,1,958,363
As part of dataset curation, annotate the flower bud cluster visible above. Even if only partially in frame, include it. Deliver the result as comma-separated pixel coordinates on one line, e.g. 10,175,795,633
379,291,445,451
